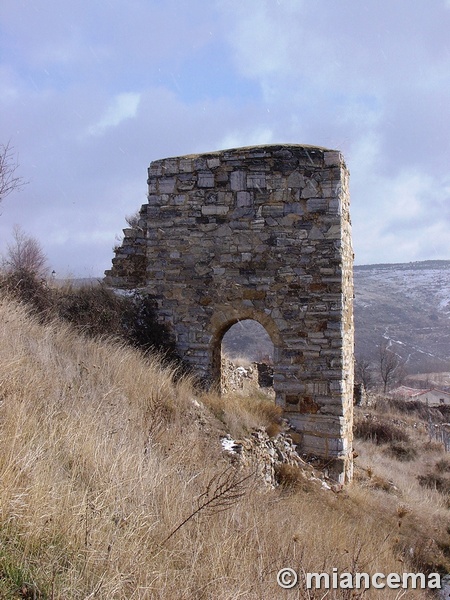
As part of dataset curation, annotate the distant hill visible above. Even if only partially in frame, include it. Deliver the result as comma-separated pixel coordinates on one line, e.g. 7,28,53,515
354,260,450,373
224,260,450,374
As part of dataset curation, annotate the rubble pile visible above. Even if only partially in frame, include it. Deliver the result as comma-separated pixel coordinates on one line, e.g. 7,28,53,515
221,358,274,396
221,428,337,491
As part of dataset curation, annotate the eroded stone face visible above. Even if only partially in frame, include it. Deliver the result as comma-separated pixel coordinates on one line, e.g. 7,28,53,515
105,144,354,483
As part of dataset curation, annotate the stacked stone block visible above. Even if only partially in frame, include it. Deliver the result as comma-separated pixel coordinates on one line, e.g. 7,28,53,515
105,144,354,482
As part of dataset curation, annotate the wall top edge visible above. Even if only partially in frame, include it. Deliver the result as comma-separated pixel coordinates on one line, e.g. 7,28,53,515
149,144,343,165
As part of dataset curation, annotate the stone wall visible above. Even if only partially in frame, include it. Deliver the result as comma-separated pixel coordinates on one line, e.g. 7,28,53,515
105,144,354,483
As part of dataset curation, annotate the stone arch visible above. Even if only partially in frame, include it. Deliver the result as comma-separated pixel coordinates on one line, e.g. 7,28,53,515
105,144,354,483
209,309,280,390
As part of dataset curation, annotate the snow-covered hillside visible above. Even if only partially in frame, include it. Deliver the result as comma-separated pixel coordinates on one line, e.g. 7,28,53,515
354,260,450,373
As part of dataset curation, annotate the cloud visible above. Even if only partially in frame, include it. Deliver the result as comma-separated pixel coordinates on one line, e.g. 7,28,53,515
218,127,274,151
352,163,450,264
86,92,141,137
219,0,302,80
217,0,450,265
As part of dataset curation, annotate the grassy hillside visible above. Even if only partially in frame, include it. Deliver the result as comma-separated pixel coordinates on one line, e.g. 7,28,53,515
0,295,449,598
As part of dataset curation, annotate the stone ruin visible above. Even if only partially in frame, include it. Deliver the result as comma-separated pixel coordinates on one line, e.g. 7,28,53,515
220,358,274,396
105,144,354,483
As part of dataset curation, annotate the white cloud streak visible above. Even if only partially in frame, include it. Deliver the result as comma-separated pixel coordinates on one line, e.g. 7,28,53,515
87,93,141,137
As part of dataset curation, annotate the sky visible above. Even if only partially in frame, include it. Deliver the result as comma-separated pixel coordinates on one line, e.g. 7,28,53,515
1,0,450,277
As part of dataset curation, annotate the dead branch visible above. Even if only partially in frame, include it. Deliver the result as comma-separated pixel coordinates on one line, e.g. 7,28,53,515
161,467,254,545
0,141,27,203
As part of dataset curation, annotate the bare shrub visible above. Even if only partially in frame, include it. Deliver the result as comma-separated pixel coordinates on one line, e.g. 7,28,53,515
54,281,126,336
125,209,142,230
0,268,53,319
354,417,409,445
370,474,396,493
384,441,418,462
422,439,446,453
55,285,182,365
161,467,254,545
265,421,283,438
274,464,310,491
3,225,48,277
435,457,450,473
376,396,438,421
417,473,450,494
0,276,182,366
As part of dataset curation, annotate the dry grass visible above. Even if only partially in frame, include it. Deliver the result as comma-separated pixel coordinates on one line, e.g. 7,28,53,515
203,389,283,439
0,295,445,598
354,406,450,579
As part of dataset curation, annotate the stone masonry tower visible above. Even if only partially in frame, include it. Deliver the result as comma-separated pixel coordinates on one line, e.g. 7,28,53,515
105,144,354,483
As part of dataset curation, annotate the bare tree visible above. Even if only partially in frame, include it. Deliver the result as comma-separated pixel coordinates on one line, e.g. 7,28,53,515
355,356,376,391
378,338,405,393
3,225,49,278
0,142,26,204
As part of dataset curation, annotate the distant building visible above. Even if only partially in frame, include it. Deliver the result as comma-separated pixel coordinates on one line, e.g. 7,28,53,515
390,386,450,406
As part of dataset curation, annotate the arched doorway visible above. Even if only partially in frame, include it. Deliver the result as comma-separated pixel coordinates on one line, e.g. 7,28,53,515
215,319,275,395
222,319,274,363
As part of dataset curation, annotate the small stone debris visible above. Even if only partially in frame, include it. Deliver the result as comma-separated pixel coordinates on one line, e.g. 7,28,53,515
221,427,335,491
221,357,275,397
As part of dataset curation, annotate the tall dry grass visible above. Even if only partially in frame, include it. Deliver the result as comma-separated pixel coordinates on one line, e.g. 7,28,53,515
0,295,445,598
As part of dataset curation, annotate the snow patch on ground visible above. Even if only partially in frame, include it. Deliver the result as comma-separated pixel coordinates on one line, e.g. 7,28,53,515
221,436,240,455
